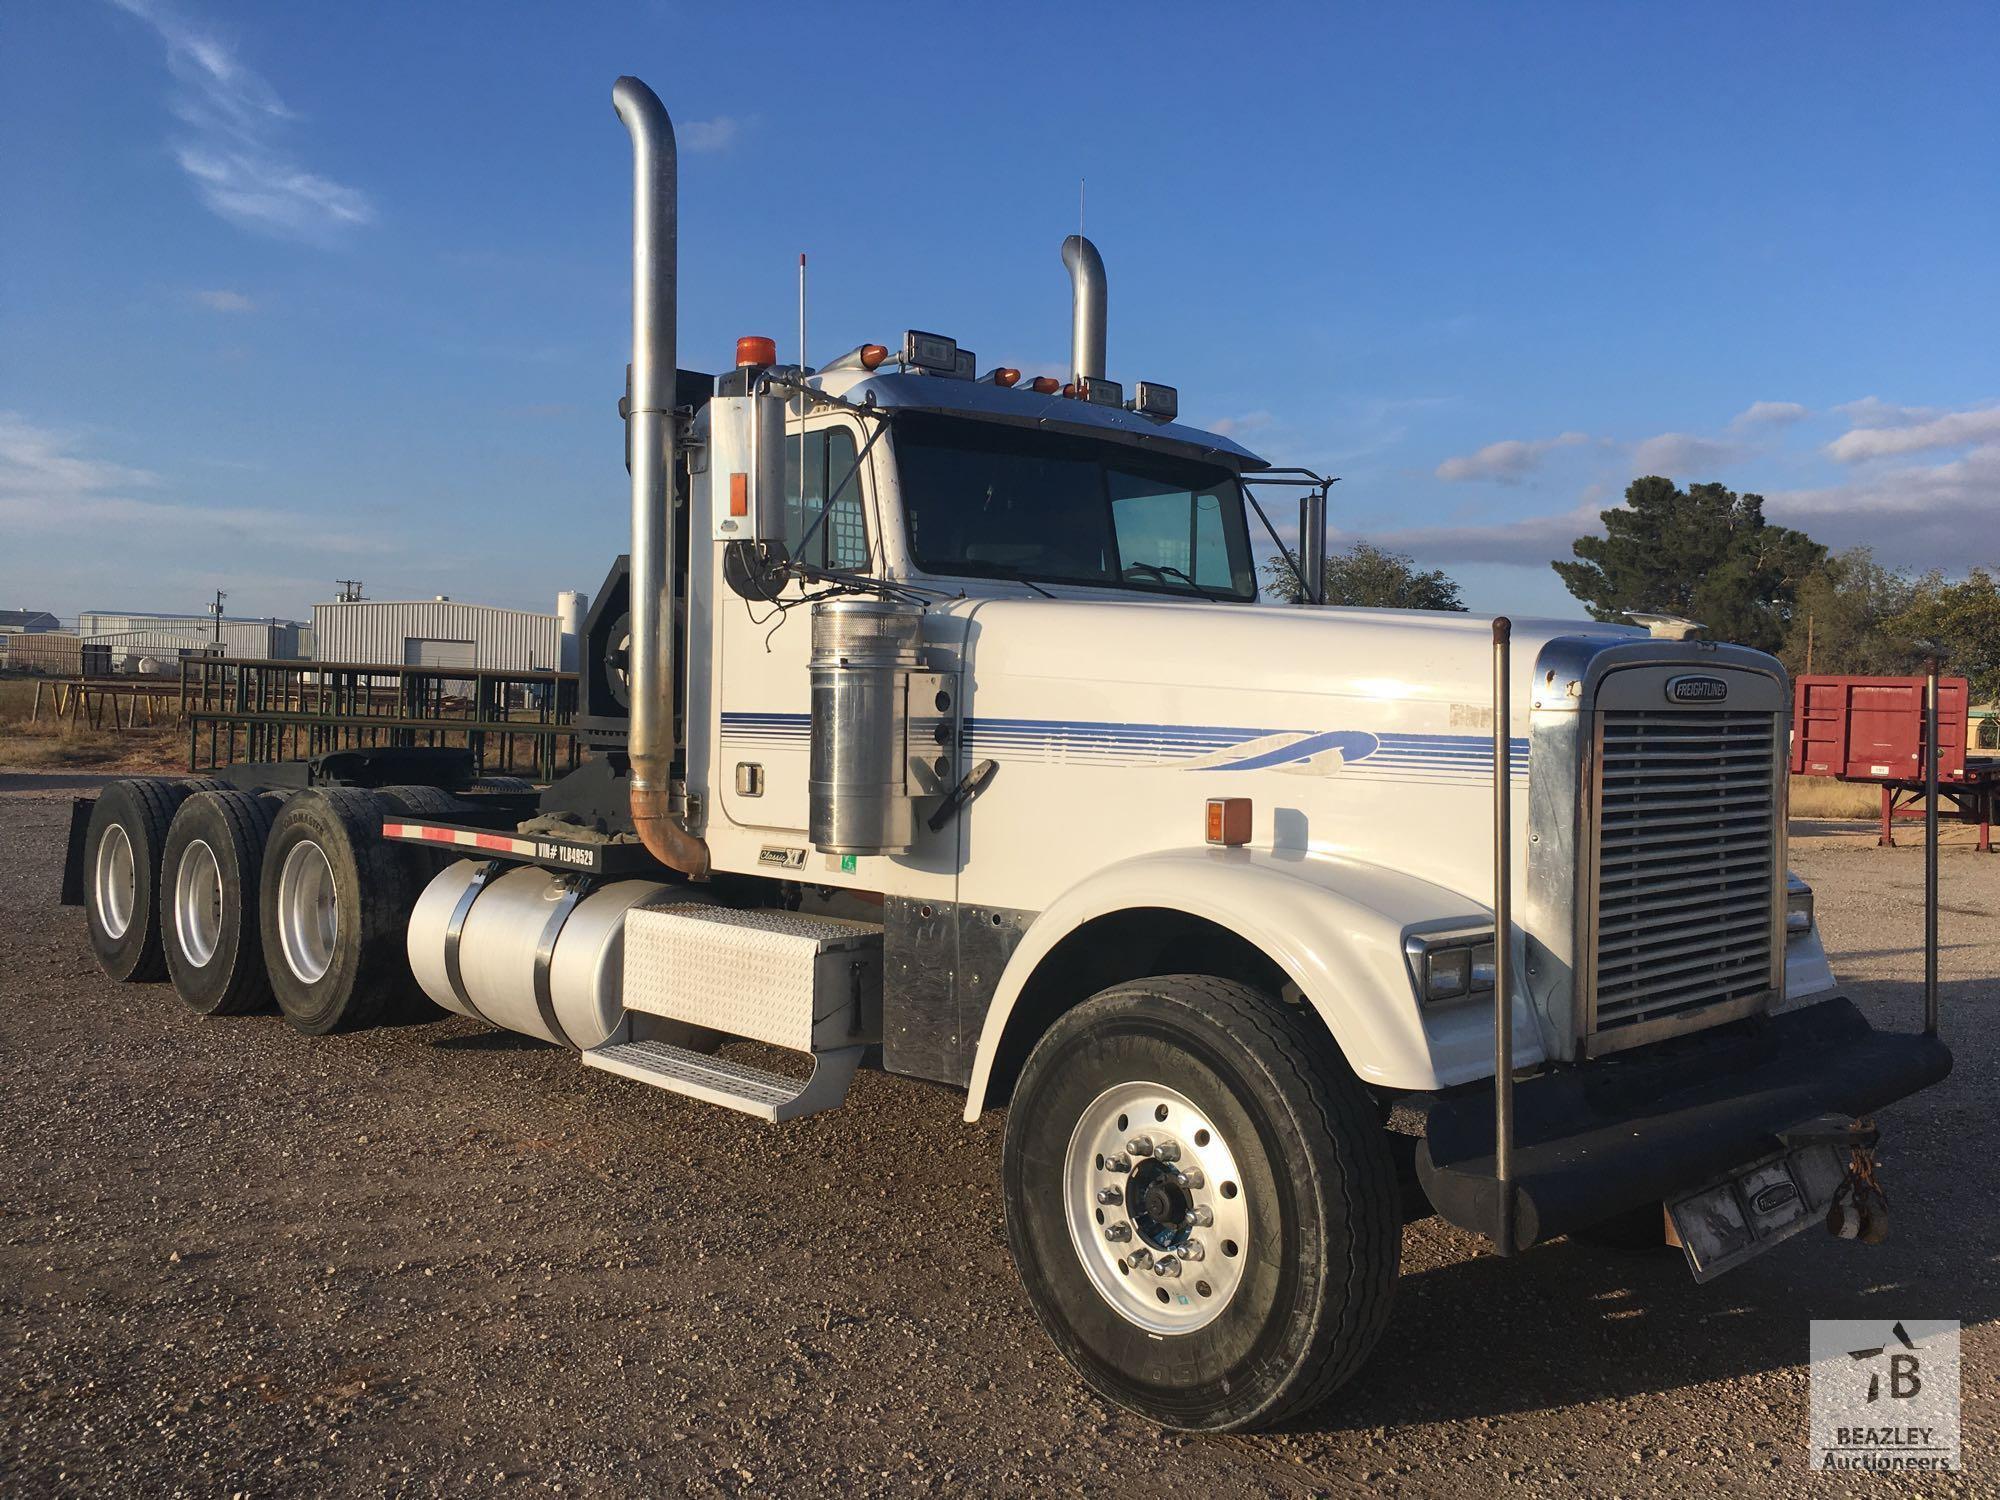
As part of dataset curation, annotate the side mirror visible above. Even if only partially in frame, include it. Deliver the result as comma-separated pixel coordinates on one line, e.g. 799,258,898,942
708,392,786,544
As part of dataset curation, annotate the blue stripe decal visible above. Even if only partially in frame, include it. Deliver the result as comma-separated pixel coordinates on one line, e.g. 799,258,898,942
720,712,1528,778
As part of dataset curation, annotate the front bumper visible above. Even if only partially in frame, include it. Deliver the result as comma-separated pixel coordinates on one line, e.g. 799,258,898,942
1414,996,1951,1250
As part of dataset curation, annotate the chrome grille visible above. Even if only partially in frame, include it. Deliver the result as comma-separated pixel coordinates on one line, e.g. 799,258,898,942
1587,710,1780,1045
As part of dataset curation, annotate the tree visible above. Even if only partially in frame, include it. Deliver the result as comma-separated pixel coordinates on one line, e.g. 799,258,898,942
1263,540,1467,610
1779,547,1927,679
1891,567,2000,702
1552,477,1824,651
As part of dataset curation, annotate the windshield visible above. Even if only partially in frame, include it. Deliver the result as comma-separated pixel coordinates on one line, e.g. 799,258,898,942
895,413,1258,601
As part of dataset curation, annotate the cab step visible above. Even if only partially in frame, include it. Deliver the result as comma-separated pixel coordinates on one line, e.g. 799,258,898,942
582,1039,865,1123
591,903,885,1121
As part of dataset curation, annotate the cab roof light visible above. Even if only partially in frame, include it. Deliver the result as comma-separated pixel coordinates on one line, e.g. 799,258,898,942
981,368,1021,388
1128,381,1178,422
735,335,779,368
899,329,959,373
1028,376,1061,395
1075,375,1123,408
819,342,890,374
951,347,978,380
1205,797,1251,847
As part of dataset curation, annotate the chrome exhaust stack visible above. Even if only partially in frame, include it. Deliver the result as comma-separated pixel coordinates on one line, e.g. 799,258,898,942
1061,234,1107,385
612,75,708,879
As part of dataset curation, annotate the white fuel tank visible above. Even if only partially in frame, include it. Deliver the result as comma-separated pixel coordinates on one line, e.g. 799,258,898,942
407,861,690,1048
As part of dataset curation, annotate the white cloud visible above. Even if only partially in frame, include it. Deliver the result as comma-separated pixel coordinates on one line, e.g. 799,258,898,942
191,287,255,312
110,0,375,243
0,411,386,563
1336,501,1609,568
1832,396,1939,429
1435,431,1588,484
1731,400,1807,429
679,116,742,153
1767,443,2000,563
1827,403,2000,463
1212,410,1275,437
1630,431,1746,476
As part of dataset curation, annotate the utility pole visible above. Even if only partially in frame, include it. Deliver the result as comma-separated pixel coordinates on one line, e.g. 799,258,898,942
1805,613,1815,675
209,589,227,644
336,579,366,603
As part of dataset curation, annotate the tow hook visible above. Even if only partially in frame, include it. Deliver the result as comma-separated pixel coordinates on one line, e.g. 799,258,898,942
1826,1117,1889,1244
1777,1115,1888,1244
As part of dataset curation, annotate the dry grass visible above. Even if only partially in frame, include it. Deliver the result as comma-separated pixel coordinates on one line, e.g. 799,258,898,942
1789,775,1881,820
0,675,183,773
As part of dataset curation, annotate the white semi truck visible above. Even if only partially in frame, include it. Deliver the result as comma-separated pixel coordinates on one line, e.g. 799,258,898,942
62,77,1952,1433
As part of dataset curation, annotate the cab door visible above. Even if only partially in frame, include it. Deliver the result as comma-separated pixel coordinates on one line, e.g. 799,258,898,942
715,418,870,833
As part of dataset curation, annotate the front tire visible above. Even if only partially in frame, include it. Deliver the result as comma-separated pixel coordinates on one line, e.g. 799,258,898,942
1002,975,1399,1432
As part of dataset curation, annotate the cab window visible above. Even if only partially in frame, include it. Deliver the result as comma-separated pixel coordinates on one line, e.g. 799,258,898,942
783,427,867,570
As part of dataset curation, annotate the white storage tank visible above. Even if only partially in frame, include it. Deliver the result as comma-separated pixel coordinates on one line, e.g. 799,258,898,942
556,590,588,673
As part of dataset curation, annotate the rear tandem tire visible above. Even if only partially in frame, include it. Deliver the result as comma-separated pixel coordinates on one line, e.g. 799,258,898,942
1002,974,1401,1433
259,788,423,1034
161,790,279,1016
84,777,222,983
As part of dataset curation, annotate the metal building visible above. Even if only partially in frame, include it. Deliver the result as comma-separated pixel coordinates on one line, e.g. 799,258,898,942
76,611,307,671
0,631,81,674
311,595,583,674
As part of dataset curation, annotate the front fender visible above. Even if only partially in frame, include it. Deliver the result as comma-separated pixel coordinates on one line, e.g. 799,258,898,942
961,846,1546,1120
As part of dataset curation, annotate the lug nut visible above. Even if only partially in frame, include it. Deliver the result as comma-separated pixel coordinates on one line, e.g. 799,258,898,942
1155,1140,1181,1163
1180,1169,1205,1190
1104,1222,1131,1243
1126,1137,1155,1157
1095,1187,1123,1207
1103,1154,1131,1174
1125,1249,1153,1270
1185,1205,1214,1227
1154,1257,1182,1278
1176,1240,1205,1262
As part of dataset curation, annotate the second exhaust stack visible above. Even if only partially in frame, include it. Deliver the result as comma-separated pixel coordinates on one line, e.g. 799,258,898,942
1062,234,1107,386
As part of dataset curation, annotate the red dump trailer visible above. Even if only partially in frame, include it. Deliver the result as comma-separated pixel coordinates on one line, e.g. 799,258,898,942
1790,673,1997,851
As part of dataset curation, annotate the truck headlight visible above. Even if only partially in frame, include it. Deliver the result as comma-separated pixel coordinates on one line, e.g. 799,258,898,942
1407,929,1498,1005
1786,874,1814,941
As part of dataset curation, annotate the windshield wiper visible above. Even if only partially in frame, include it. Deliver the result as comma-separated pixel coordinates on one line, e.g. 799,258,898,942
1125,561,1222,601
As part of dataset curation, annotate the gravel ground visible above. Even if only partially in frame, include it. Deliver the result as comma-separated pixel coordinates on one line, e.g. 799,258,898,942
1,771,1992,1497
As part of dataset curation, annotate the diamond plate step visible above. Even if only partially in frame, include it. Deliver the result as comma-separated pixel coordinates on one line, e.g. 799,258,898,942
581,1039,864,1123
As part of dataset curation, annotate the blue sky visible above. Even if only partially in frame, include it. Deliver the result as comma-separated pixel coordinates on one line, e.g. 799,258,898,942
3,1,1995,624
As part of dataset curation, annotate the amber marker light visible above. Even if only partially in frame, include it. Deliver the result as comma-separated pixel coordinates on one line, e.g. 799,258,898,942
735,335,778,367
1028,376,1060,394
1205,798,1252,847
860,343,889,369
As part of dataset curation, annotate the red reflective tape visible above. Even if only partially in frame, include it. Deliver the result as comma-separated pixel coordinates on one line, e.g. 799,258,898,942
474,832,523,853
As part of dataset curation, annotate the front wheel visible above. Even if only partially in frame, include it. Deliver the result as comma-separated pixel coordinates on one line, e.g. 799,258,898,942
1002,975,1400,1432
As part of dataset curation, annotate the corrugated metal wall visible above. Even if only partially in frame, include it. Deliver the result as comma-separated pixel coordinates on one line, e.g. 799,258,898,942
312,601,561,673
76,613,306,662
82,622,287,666
0,632,82,674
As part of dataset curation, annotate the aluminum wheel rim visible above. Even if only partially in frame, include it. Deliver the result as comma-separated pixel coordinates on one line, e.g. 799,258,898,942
173,838,224,968
276,839,337,985
1063,1080,1251,1335
96,823,136,940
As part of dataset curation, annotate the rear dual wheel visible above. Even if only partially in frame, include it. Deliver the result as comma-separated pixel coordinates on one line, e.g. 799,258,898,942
1003,975,1400,1432
260,788,425,1034
84,778,229,982
161,790,279,1015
